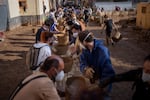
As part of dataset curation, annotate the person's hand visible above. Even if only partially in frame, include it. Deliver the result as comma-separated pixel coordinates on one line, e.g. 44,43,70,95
84,67,95,79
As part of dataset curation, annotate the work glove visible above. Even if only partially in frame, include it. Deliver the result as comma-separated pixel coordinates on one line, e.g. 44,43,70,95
84,67,95,79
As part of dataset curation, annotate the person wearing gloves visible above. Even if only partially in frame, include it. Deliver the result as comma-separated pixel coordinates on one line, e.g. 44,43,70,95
78,30,115,100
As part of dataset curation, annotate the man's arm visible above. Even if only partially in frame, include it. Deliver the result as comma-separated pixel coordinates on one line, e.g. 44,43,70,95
112,21,118,31
101,24,105,31
101,23,106,34
99,68,142,88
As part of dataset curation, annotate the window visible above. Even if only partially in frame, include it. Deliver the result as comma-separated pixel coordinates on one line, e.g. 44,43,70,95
142,7,146,14
18,0,27,13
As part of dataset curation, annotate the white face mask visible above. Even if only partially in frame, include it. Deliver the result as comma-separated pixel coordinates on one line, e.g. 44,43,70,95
55,70,65,81
80,43,86,49
73,32,78,38
142,71,150,82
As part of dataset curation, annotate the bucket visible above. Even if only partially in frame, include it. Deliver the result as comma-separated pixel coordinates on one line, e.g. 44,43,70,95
65,76,87,100
54,45,68,55
57,33,69,46
61,55,73,73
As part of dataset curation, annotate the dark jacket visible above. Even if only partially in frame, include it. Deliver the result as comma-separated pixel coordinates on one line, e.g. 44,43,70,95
100,68,150,100
35,27,45,43
104,19,113,33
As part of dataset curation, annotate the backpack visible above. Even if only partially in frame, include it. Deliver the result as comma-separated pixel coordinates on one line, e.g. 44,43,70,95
26,45,48,70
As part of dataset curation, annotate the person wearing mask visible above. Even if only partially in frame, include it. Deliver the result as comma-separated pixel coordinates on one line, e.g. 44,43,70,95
67,24,82,56
35,20,50,43
99,54,150,100
70,24,81,45
26,31,54,71
78,30,115,100
10,55,65,100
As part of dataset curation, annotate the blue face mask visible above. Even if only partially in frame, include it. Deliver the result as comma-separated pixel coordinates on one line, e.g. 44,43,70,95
55,70,65,81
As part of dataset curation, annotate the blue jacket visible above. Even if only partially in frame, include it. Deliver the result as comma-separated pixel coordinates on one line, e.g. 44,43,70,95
50,23,57,32
80,39,115,80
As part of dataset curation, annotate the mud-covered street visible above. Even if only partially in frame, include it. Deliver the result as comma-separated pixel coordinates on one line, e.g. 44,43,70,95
0,20,149,100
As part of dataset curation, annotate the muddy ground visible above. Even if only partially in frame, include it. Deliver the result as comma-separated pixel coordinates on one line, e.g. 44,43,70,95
0,19,149,100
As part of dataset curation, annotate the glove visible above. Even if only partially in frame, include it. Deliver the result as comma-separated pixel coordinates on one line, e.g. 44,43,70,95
84,67,95,79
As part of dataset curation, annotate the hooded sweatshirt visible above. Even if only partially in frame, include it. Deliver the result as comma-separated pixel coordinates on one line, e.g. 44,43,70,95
80,39,115,80
33,42,51,69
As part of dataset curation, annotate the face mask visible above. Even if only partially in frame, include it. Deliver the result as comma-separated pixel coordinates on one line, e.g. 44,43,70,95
73,32,78,38
142,71,150,82
55,70,65,81
80,43,86,49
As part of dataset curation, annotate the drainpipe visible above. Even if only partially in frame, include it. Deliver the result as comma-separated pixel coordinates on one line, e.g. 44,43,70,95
6,0,10,31
35,0,38,24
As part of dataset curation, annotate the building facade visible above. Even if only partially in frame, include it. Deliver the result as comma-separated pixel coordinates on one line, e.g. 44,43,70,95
0,0,56,31
0,0,8,31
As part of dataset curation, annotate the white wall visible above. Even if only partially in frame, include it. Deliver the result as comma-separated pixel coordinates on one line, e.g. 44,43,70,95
8,0,20,18
0,0,6,5
38,0,50,15
21,0,50,16
44,0,50,13
24,0,37,15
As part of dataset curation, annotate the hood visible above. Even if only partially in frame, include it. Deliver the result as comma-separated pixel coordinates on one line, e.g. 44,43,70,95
83,39,104,52
93,39,104,50
33,43,48,48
